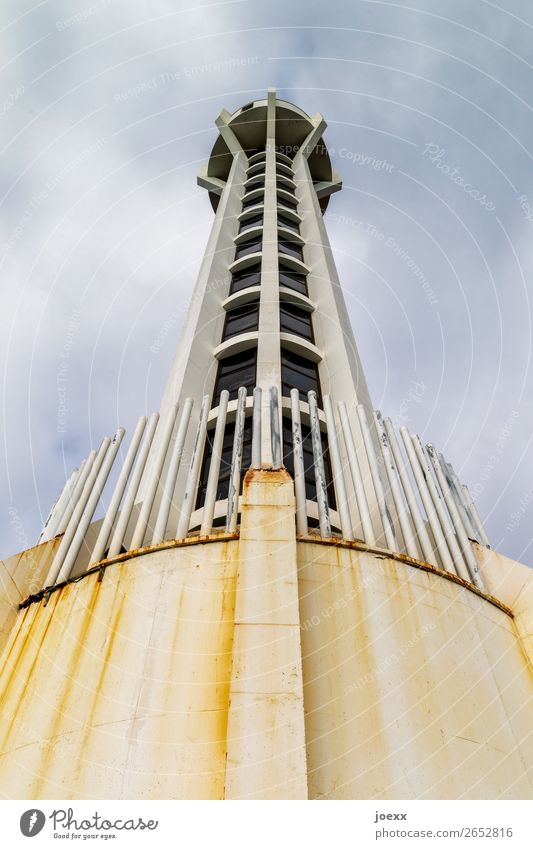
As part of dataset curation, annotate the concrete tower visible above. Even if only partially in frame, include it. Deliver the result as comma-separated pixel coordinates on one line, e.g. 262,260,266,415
0,91,532,801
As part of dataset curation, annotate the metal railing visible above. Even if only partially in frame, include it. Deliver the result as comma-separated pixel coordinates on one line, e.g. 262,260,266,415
38,386,490,592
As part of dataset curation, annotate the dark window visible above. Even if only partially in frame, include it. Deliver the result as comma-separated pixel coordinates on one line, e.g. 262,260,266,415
249,152,266,166
247,165,266,179
230,267,261,295
235,237,262,260
277,175,295,190
241,102,254,112
277,193,298,209
245,175,265,190
278,239,303,261
276,163,293,177
222,302,259,340
281,348,321,405
242,194,264,210
277,213,299,233
279,270,308,296
282,417,336,508
239,213,263,233
213,348,257,406
280,303,314,342
196,417,253,509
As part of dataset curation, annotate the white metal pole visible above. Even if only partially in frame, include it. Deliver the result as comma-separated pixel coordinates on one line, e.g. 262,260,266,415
200,390,229,535
226,387,247,533
176,396,210,540
400,427,453,572
384,417,434,563
356,404,397,551
324,395,353,540
90,416,147,565
130,403,179,550
411,435,469,580
39,467,79,543
151,398,193,545
462,484,491,548
338,401,375,546
107,412,159,558
56,429,125,583
308,390,331,538
290,388,308,537
56,453,95,535
251,386,262,469
427,445,484,589
270,386,282,470
44,439,110,587
440,456,478,541
374,411,419,559
410,433,464,576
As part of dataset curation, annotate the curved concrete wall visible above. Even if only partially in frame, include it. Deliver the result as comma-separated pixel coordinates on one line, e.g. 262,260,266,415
0,471,531,799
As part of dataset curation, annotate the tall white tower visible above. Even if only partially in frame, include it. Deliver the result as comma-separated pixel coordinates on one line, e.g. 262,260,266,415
0,91,532,801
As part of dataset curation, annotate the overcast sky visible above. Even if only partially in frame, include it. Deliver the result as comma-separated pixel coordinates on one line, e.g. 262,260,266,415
1,0,532,565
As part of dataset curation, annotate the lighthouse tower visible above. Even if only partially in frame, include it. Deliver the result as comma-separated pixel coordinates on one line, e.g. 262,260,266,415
0,91,532,801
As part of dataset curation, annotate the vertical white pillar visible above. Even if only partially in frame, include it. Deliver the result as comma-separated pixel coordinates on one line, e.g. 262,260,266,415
338,401,375,545
374,411,419,559
44,439,110,587
357,404,397,551
226,386,247,533
56,429,125,583
200,390,229,535
107,412,159,558
176,396,210,539
427,445,484,589
256,89,281,467
384,418,434,563
251,386,262,469
308,390,331,537
56,452,95,535
410,434,470,581
151,398,193,544
90,416,147,565
39,467,79,543
130,403,179,550
463,484,491,548
290,389,308,537
324,395,353,540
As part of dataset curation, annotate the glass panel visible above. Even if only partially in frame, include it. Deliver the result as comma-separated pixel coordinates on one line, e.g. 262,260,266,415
196,418,253,509
247,165,266,178
278,270,308,296
281,348,321,405
282,417,336,508
235,237,262,260
213,349,257,406
242,194,264,210
229,268,262,295
277,213,299,233
239,214,263,233
222,302,259,340
278,240,303,261
280,303,314,342
277,193,298,209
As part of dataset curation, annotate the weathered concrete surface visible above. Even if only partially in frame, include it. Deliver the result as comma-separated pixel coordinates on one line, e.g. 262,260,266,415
0,538,62,651
224,468,308,799
0,491,532,800
0,541,238,799
298,542,533,800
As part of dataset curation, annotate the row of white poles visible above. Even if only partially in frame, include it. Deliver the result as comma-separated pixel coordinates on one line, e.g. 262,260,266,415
288,394,487,591
38,385,490,593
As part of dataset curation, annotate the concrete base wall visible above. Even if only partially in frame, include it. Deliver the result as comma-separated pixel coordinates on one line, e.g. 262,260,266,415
0,471,532,800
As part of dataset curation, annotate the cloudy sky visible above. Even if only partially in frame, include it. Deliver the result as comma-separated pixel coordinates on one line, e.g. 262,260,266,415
1,0,532,565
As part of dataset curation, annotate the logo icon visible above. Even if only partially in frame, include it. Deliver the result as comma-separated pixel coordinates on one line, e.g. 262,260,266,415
20,810,46,837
